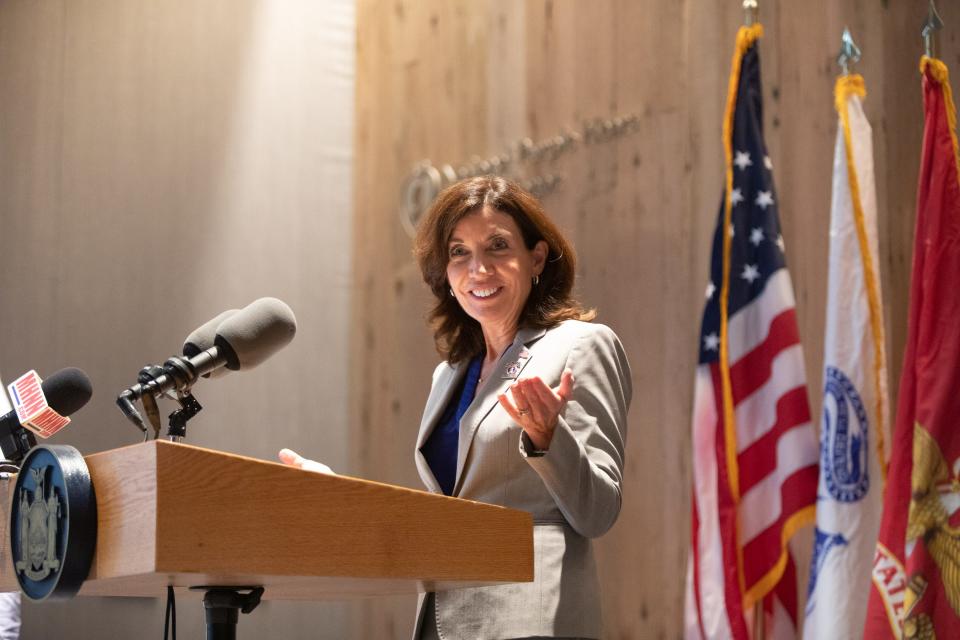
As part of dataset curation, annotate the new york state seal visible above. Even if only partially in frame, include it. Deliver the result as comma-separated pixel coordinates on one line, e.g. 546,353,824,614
9,445,96,601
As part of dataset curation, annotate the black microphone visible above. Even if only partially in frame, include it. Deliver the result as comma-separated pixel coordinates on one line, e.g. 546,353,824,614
0,368,93,463
116,298,297,432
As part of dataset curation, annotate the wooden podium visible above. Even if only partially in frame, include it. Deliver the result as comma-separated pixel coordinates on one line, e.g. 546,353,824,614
0,440,534,601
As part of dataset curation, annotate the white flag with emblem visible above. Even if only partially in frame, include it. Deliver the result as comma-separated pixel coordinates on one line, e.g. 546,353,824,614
802,74,890,639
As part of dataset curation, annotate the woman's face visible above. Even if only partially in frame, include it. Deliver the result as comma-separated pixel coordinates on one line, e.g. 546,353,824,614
446,207,547,337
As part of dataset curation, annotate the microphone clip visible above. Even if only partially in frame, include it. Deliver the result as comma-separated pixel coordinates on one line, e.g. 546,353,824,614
166,392,202,442
119,356,208,442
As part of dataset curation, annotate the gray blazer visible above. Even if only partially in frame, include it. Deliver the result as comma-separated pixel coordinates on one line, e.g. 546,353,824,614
412,320,632,640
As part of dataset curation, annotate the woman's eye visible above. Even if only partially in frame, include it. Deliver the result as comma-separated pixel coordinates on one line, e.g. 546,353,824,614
490,238,508,250
449,245,467,258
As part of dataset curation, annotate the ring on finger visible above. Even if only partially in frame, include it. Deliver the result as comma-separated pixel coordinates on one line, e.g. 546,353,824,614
517,407,530,416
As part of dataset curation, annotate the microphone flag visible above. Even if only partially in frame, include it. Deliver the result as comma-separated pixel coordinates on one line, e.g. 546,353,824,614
7,370,70,438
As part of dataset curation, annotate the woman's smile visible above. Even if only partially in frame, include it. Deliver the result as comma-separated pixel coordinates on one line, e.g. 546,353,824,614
469,286,502,299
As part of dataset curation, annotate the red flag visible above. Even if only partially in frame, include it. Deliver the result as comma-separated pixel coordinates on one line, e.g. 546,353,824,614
864,56,960,639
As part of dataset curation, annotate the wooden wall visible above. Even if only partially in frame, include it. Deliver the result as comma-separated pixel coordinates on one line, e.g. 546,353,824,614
352,1,958,637
0,1,356,637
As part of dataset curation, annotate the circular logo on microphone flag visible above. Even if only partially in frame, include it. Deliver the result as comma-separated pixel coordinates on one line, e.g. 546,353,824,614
10,445,97,601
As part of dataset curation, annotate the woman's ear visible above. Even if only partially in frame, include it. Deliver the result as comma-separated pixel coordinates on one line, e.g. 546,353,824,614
533,240,548,275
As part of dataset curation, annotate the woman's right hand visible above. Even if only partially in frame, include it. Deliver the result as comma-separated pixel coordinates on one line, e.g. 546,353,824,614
278,448,335,475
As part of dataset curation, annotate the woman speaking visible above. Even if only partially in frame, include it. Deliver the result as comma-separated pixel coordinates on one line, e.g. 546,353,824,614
411,176,631,640
282,175,631,639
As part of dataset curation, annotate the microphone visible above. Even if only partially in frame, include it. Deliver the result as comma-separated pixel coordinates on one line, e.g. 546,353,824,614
214,297,298,371
182,308,238,379
0,368,93,463
117,298,297,434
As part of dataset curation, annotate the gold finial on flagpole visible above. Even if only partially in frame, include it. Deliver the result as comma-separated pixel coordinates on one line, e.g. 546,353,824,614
922,0,944,58
837,28,862,76
743,0,759,27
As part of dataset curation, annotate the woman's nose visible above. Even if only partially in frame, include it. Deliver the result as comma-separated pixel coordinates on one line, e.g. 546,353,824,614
469,256,491,274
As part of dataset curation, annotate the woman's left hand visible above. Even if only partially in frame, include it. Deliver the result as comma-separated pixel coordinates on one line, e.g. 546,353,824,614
278,448,336,475
498,368,574,451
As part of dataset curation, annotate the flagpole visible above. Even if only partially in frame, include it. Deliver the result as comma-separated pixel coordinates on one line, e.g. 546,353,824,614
742,0,758,27
837,28,861,77
745,5,763,638
922,0,943,59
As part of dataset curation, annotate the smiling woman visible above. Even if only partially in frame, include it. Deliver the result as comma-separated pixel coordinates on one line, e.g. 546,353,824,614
408,176,633,640
414,176,595,364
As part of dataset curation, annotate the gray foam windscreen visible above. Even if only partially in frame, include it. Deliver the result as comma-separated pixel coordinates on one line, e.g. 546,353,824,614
214,297,297,371
183,309,240,379
183,309,239,356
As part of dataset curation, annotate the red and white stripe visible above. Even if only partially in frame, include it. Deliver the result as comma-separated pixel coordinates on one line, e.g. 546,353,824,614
6,370,70,438
686,269,819,639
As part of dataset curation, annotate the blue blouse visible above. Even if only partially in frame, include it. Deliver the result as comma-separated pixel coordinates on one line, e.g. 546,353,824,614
420,355,483,496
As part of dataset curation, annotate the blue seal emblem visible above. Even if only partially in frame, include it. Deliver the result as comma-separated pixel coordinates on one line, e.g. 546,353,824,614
821,366,869,502
10,445,96,601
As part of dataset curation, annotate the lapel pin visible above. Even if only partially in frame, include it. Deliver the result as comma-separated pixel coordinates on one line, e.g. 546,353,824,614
503,347,532,379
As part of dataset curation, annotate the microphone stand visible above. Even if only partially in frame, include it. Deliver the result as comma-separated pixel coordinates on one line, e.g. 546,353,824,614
166,392,202,442
190,586,264,640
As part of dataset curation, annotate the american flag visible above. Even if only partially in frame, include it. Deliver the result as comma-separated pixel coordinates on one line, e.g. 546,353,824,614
685,26,819,640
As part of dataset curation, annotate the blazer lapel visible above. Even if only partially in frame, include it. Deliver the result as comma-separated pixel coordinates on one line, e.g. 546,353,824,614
452,326,546,496
414,362,467,493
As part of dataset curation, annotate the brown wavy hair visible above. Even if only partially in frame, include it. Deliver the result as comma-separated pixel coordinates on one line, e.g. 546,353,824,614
413,175,594,363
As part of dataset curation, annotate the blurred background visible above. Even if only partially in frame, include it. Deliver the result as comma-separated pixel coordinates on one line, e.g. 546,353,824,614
0,0,954,637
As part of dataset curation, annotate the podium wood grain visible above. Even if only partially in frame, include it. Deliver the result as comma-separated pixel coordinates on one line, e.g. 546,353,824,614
0,441,533,600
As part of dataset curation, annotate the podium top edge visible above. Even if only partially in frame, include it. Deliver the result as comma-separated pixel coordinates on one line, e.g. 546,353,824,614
84,440,531,519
